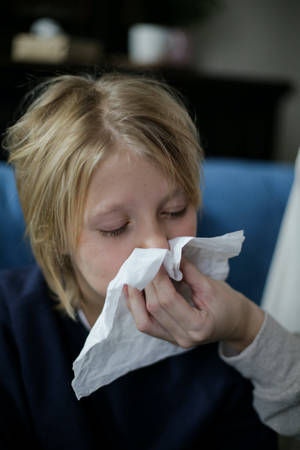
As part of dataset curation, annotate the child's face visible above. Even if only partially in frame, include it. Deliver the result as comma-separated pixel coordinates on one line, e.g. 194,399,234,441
73,148,197,321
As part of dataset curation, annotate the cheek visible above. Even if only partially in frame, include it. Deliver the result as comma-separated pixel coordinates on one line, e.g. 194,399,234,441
74,233,132,294
186,210,197,235
170,209,197,238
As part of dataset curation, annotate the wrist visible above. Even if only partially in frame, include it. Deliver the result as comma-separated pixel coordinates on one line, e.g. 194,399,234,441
222,297,265,355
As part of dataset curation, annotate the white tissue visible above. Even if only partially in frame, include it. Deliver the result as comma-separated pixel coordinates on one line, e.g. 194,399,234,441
72,231,244,399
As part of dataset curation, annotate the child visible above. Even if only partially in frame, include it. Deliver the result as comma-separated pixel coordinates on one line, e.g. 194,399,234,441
0,72,277,449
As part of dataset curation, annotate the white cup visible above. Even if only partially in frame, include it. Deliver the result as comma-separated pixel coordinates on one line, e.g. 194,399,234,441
128,23,171,65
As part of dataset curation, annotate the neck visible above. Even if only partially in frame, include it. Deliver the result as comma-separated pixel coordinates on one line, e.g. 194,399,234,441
80,297,104,327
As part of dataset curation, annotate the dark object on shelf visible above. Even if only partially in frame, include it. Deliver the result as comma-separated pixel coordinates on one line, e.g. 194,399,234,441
158,67,292,160
0,62,292,161
127,0,223,28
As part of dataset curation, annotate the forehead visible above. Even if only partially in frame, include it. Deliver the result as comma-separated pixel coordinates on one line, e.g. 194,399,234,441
89,147,170,186
84,148,179,211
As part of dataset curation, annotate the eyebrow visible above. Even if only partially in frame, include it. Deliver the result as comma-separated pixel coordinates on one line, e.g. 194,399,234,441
87,206,126,226
89,188,186,221
160,187,187,206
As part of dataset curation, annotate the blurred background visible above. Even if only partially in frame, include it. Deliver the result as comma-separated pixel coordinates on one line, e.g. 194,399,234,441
0,0,299,163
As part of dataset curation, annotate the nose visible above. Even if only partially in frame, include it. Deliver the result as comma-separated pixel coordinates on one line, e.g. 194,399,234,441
138,223,170,250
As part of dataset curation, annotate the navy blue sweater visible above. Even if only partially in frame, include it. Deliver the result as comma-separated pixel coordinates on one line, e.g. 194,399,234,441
0,265,277,450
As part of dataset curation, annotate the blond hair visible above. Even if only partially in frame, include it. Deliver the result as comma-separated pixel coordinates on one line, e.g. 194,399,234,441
4,72,204,317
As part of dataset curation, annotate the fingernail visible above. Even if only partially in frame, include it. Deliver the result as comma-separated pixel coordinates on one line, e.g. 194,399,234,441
123,284,129,299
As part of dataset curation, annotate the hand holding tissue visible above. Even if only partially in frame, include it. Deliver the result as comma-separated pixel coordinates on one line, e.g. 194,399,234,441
72,231,244,399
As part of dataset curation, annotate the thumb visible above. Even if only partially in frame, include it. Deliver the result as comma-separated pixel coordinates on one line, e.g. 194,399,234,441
180,256,206,286
180,257,213,310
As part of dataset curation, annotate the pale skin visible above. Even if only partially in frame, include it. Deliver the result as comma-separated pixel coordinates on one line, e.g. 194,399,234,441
72,145,264,355
72,146,197,324
124,262,265,354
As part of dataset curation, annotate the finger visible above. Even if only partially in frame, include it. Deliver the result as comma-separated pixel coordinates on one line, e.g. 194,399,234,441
145,278,189,343
146,278,210,348
180,257,213,309
180,257,203,285
125,284,176,344
147,267,206,333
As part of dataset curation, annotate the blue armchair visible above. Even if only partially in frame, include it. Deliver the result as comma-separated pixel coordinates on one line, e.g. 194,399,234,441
0,158,293,305
0,162,34,269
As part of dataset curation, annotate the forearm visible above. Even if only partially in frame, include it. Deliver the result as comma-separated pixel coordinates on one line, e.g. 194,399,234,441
219,313,300,437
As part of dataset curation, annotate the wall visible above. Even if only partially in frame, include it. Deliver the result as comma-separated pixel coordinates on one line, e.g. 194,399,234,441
192,0,300,162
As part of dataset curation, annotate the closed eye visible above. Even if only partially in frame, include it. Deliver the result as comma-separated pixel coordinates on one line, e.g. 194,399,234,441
99,223,128,237
162,206,187,218
99,207,187,237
